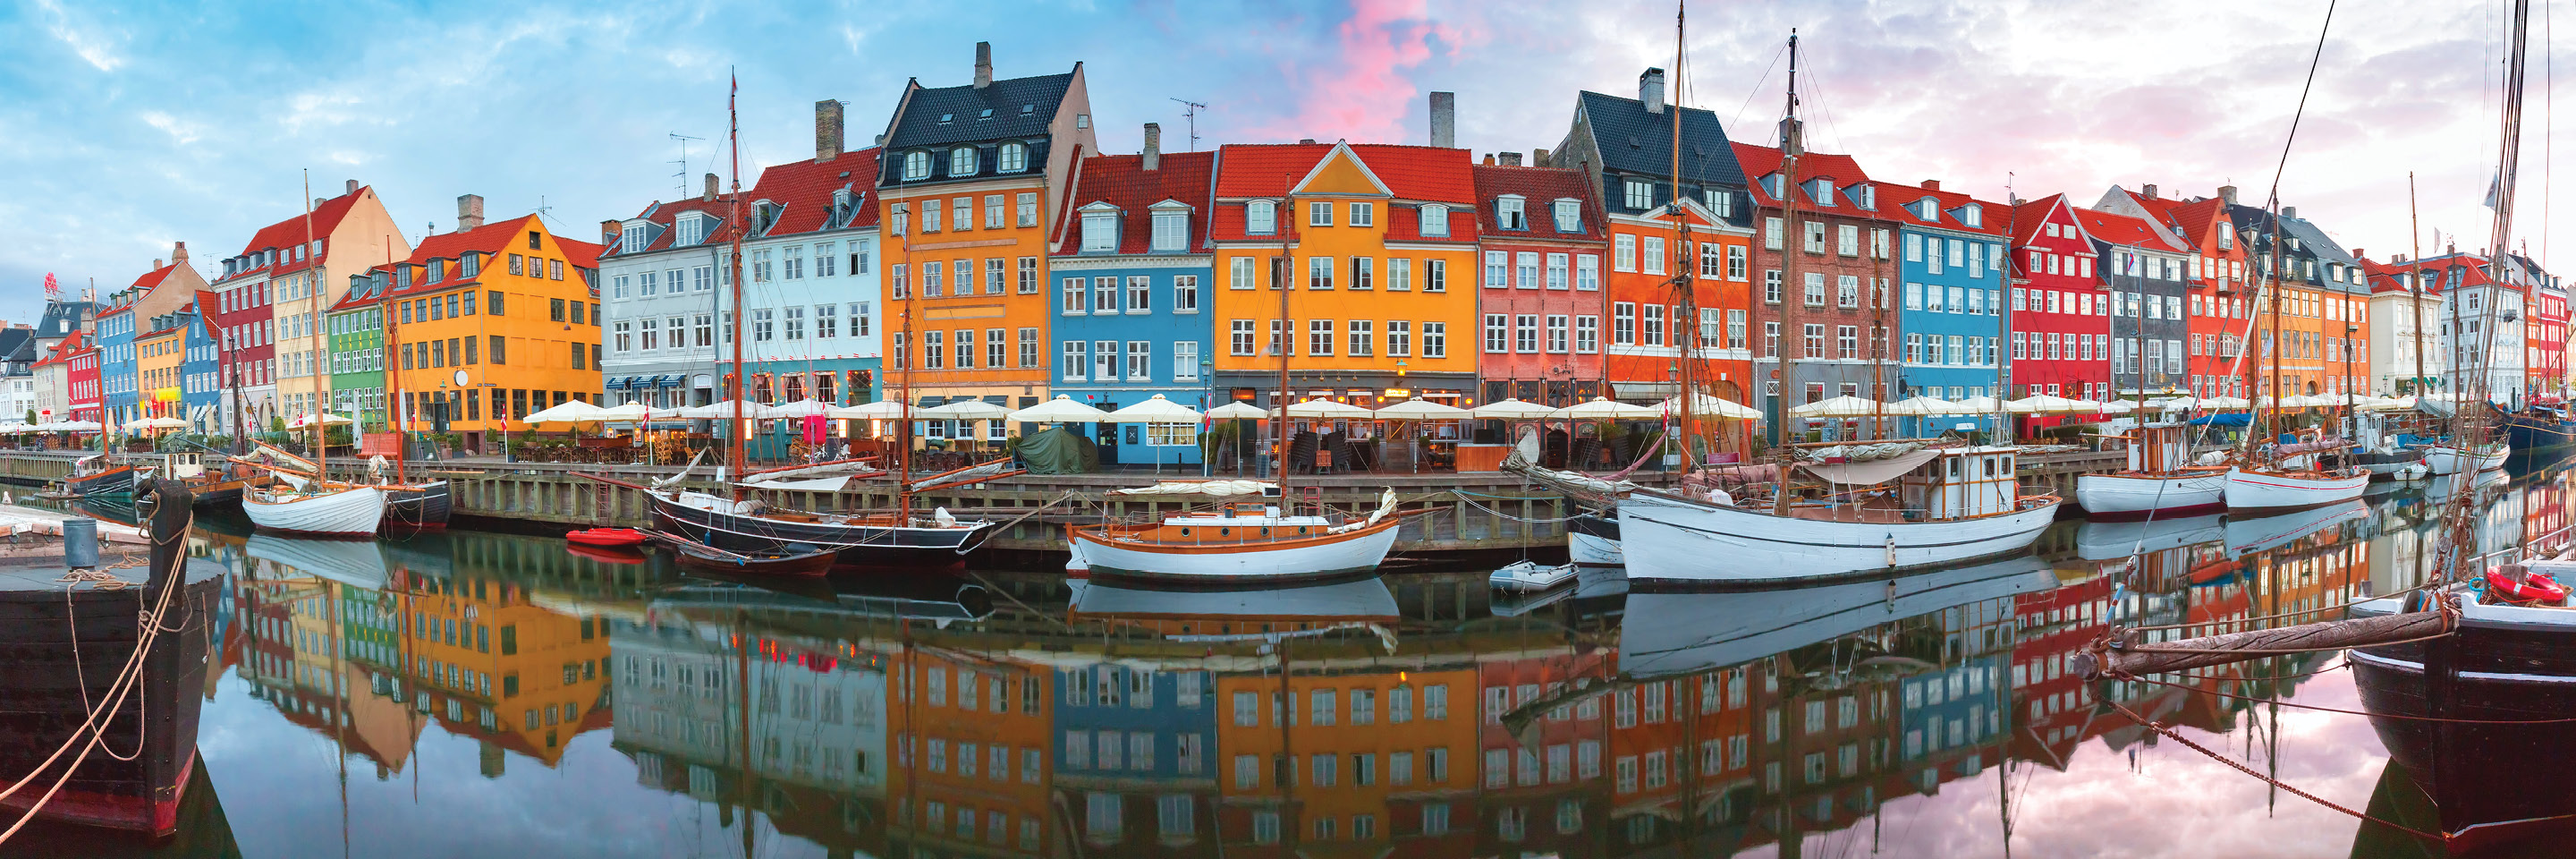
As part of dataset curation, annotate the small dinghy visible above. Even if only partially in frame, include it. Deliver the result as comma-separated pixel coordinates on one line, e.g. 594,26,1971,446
566,527,649,549
1489,559,1577,592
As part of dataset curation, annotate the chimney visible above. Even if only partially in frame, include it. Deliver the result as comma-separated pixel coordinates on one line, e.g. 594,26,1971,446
2141,183,2158,200
2218,184,2238,205
1920,180,1941,191
599,219,620,245
2394,252,2410,264
344,179,359,196
2283,205,2298,219
815,99,844,163
703,173,719,201
1300,139,1317,145
153,259,163,270
1498,151,1522,166
456,194,485,231
171,241,188,264
1482,153,1496,166
1640,67,1666,115
1532,148,1549,167
314,198,328,208
1428,91,1456,149
973,41,993,89
2351,248,2366,262
1141,123,1162,171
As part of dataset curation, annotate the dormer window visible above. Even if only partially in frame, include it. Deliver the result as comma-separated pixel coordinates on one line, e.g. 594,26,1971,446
1706,189,1733,217
460,251,479,278
1914,199,1939,221
1552,200,1581,233
675,213,708,246
1623,179,1653,210
949,146,979,177
1962,204,1983,228
902,150,931,181
999,142,1029,173
622,223,648,253
1806,178,1835,207
1857,185,1877,210
1763,174,1784,199
1496,196,1526,230
1419,204,1449,237
1080,202,1120,252
1150,202,1191,251
2216,225,2234,250
427,260,447,284
1247,200,1276,234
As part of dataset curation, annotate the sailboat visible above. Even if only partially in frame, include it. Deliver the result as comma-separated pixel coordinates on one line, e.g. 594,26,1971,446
243,176,388,538
1614,30,2059,588
582,77,1000,566
2072,421,2228,517
52,453,145,498
2221,207,2368,511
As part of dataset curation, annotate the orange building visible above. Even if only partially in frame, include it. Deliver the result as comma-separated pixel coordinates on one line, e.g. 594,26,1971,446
394,570,613,767
370,201,605,453
1208,141,1483,413
875,43,1096,415
1214,657,1479,856
886,646,1057,857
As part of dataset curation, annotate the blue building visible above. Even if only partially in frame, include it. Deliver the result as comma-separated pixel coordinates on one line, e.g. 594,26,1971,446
94,302,138,430
1889,182,2010,438
1050,660,1217,856
1046,132,1216,467
182,310,223,435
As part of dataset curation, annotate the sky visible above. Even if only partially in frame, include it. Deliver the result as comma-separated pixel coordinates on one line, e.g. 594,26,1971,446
2,0,2567,325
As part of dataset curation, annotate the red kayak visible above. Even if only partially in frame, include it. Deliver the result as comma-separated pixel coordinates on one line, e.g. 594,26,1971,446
567,527,650,549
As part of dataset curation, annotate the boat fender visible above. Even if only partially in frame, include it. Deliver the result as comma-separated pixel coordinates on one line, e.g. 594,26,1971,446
1885,535,1897,568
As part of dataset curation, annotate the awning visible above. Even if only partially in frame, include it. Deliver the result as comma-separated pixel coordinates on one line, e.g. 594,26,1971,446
1797,447,1942,486
605,377,630,389
1613,381,1682,399
658,374,684,387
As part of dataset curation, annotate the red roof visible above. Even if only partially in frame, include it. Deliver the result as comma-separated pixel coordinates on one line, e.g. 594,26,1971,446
226,186,372,281
752,147,884,236
380,216,602,300
36,329,87,367
2358,257,2443,297
1469,164,1607,242
2071,208,2184,252
1211,142,1477,203
1731,142,1878,214
2009,194,2070,246
1048,150,1217,255
128,263,179,293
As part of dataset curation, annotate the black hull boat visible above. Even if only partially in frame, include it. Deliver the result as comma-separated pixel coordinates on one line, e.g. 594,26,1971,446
384,481,452,531
647,489,983,566
57,464,140,498
2351,651,2576,854
2504,409,2576,455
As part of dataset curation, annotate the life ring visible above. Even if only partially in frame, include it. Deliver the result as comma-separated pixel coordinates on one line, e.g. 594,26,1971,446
2485,566,2571,604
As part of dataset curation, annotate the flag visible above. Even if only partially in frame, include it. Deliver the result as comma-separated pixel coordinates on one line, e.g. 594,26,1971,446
2486,174,2502,209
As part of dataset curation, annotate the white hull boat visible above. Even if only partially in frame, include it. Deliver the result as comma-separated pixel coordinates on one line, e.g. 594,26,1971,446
2222,466,2368,513
1488,560,1577,592
243,485,387,538
2423,443,2509,475
1065,505,1405,586
2223,499,2369,558
1569,512,1623,566
2072,470,2228,518
1618,555,2059,677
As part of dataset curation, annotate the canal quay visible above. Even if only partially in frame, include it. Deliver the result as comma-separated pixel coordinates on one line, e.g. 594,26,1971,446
0,458,2559,858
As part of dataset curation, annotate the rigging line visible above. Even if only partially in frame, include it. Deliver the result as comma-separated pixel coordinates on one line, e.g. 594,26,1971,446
1728,42,1791,144
2260,0,2339,212
2107,701,2445,843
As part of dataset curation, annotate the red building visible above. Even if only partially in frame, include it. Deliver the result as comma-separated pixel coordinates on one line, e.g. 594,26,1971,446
2004,195,2106,429
1472,651,1613,857
1732,141,1900,440
1468,162,1610,408
57,330,100,424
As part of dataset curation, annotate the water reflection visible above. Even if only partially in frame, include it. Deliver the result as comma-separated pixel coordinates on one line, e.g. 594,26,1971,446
8,466,2576,856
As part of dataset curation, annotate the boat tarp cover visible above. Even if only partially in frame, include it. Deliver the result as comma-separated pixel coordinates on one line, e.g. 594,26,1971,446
2187,413,2253,426
1012,426,1097,474
1109,480,1272,497
1798,447,1943,486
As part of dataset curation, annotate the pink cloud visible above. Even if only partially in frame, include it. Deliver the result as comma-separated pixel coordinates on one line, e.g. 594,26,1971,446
1241,0,1471,144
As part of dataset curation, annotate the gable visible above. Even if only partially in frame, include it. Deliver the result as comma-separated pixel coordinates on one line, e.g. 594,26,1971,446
1292,145,1393,197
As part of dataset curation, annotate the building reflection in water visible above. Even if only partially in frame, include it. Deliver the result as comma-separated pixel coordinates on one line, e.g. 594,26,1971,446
48,464,2572,856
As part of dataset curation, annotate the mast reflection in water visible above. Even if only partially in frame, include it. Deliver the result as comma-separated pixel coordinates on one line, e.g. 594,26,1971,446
4,465,2571,857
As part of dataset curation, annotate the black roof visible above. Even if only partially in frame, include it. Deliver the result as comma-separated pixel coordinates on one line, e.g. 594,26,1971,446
33,300,97,341
1574,90,1745,188
0,327,31,368
885,72,1076,150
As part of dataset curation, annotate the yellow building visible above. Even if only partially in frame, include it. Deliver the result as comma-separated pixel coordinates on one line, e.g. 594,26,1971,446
885,647,1057,857
396,569,613,767
1216,659,1479,853
372,203,606,453
1208,142,1483,411
135,324,185,420
875,45,1096,417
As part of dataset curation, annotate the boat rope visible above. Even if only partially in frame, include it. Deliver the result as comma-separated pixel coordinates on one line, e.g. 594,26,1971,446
2125,581,2443,633
1454,495,1584,523
2113,628,2456,658
2106,697,2444,845
2127,670,2576,724
953,491,1081,555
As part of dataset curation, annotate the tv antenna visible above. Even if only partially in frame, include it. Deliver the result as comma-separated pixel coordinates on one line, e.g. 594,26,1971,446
1169,98,1208,150
671,132,706,196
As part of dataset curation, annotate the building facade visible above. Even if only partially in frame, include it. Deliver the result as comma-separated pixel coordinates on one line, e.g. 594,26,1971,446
134,315,185,421
727,121,884,457
2072,207,2190,406
182,305,222,434
1733,140,1899,442
1047,130,1216,466
599,176,735,415
1469,160,1612,412
1890,181,2008,437
2004,195,2108,435
376,212,604,452
326,276,389,430
208,183,409,438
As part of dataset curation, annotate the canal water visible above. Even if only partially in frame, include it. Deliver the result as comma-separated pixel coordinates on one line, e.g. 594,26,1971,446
1,464,2562,858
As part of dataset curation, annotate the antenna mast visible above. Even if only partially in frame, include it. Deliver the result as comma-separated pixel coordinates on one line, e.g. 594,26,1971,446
671,132,705,197
1169,98,1208,150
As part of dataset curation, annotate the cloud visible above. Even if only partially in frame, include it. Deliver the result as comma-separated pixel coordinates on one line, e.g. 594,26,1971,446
35,0,126,72
139,110,199,145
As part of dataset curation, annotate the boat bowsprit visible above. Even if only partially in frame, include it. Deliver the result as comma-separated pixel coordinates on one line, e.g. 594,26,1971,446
2422,442,2510,475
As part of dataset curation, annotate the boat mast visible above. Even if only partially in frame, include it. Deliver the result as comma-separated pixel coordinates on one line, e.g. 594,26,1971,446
1668,1,1701,463
2408,174,2428,404
1275,241,1294,506
1770,30,1804,515
382,248,407,486
301,170,326,472
2267,202,2286,457
727,72,749,500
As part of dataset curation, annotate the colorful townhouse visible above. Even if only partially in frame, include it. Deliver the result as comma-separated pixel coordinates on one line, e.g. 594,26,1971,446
2361,254,2448,395
1215,657,1479,855
2072,207,2190,405
1049,662,1218,856
2512,252,2567,399
886,649,1057,859
3,325,37,422
1466,159,1611,412
182,297,223,434
1471,650,1613,859
326,275,390,430
208,182,409,437
60,330,99,425
2097,185,2258,400
134,311,187,422
877,43,1095,430
1547,74,1754,409
1733,140,1899,442
2225,201,2363,402
1208,141,1483,422
374,208,604,453
1888,180,2008,437
96,245,207,430
2003,195,2108,431
2273,208,2374,400
599,174,736,413
2415,251,2528,400
94,303,136,429
395,573,614,766
1047,126,1216,466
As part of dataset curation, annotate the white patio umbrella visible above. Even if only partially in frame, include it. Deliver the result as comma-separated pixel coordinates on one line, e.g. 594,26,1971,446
1008,395,1111,423
1204,401,1269,420
1103,395,1206,422
1373,396,1473,420
2202,395,2252,409
285,412,358,429
1883,395,1964,417
589,402,654,421
1656,392,1764,421
520,400,606,424
829,398,917,420
2004,395,2097,414
1545,396,1660,421
1469,397,1557,420
679,399,767,420
766,399,838,419
1274,398,1379,419
55,421,102,432
123,416,189,430
921,399,1013,421
1788,395,1884,418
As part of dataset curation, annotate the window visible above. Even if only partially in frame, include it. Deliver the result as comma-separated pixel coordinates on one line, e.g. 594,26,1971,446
1174,340,1200,380
1614,234,1637,271
1349,201,1373,226
1613,303,1636,345
1081,210,1117,251
1497,196,1526,230
1351,257,1375,290
1422,322,1446,358
1248,200,1276,234
1838,224,1860,256
1388,320,1411,356
1514,315,1539,353
1126,276,1151,312
1126,341,1151,380
1642,236,1666,276
1231,320,1255,355
1623,179,1652,209
1348,320,1373,356
1484,251,1508,288
1546,315,1568,353
999,141,1028,173
902,150,930,180
1426,259,1446,292
1151,211,1187,251
1838,326,1859,360
949,146,978,176
1553,200,1581,233
1804,220,1827,252
1575,254,1598,290
1804,272,1826,307
1517,252,1540,288
1309,319,1334,356
1307,257,1335,290
1642,304,1665,346
1230,257,1256,290
1173,275,1199,313
1093,276,1118,312
1838,276,1860,308
1309,201,1333,226
1093,340,1115,379
1804,324,1826,358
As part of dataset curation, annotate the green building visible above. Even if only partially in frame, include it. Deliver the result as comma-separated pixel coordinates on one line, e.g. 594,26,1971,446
328,273,389,431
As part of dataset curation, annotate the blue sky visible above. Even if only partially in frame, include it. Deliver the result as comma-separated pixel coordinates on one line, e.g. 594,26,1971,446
2,0,2560,324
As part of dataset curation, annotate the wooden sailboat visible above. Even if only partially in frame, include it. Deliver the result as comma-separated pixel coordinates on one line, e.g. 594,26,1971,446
2221,200,2367,512
243,174,388,538
371,268,451,531
583,76,1001,566
2072,422,2227,517
1614,28,2058,588
52,454,145,498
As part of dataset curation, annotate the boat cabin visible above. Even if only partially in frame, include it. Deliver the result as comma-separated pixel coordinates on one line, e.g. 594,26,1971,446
2123,423,2192,473
163,453,207,481
1897,447,2020,520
